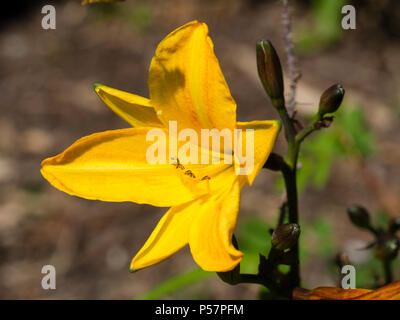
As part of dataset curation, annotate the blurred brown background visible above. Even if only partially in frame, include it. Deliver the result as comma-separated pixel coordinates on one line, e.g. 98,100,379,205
0,0,399,299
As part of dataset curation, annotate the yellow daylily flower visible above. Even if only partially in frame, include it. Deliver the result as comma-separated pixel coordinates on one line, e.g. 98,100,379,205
41,21,280,272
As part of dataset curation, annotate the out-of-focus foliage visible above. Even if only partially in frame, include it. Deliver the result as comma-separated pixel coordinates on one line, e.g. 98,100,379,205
139,267,211,300
375,211,391,229
296,0,345,54
86,1,153,31
237,217,272,274
327,209,400,289
354,256,400,289
305,218,334,258
127,4,153,32
337,106,375,158
333,243,400,289
88,2,122,19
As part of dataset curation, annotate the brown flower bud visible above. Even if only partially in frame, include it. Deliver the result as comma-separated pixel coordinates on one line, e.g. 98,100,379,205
256,40,285,108
318,84,345,116
347,205,372,231
388,217,400,234
271,223,300,251
374,235,400,261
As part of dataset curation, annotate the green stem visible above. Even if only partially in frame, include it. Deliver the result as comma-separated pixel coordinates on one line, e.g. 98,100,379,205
281,159,300,288
295,114,322,144
242,101,304,294
277,106,296,146
238,274,289,298
270,103,301,289
296,124,316,144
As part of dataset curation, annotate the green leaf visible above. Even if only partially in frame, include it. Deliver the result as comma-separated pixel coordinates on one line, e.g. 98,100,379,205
375,210,390,229
138,268,211,300
238,217,271,254
337,106,375,157
237,217,272,274
127,4,153,32
312,218,334,257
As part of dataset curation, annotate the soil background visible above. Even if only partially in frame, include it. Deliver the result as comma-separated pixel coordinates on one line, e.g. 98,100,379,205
0,0,399,299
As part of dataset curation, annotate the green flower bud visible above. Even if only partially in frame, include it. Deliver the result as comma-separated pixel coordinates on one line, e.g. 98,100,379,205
318,84,345,116
271,223,300,251
256,40,285,108
374,236,400,261
347,205,372,231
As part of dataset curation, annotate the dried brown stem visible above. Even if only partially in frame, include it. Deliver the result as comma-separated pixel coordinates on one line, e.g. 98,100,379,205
282,0,300,117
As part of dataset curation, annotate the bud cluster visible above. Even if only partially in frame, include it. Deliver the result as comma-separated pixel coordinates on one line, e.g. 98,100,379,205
256,39,345,146
347,205,400,262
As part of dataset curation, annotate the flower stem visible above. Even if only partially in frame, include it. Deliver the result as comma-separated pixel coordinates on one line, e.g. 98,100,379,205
238,273,289,298
281,0,300,117
296,123,317,144
383,260,393,284
274,102,301,289
276,106,296,148
295,114,323,144
281,165,300,287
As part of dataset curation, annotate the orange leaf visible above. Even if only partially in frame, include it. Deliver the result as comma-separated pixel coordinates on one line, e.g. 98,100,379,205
293,281,400,300
355,281,400,300
81,0,124,5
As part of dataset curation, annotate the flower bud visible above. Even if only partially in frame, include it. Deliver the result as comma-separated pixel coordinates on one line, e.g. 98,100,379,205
256,40,285,108
347,205,372,231
271,223,300,251
388,217,400,234
374,236,400,261
318,84,345,116
263,152,285,171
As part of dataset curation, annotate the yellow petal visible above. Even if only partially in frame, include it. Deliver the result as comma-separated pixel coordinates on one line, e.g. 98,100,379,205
148,21,236,133
235,120,280,186
41,128,240,206
41,128,211,207
189,180,243,271
130,166,240,271
94,83,163,128
130,199,196,271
